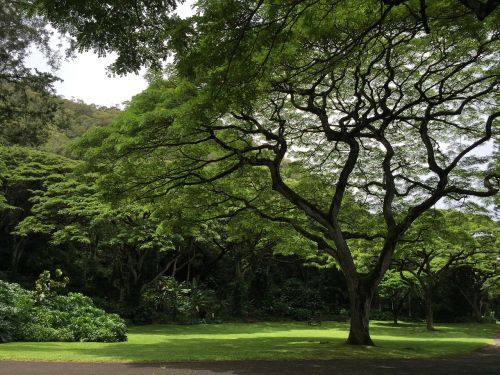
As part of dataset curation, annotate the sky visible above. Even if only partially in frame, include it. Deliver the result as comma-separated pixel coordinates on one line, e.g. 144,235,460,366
28,50,148,108
27,1,195,108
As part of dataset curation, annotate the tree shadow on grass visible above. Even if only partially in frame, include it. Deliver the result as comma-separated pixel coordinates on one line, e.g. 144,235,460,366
371,322,498,339
1,332,494,363
128,322,345,336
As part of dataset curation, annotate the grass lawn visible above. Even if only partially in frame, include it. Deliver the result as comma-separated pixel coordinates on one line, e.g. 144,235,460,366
0,321,496,362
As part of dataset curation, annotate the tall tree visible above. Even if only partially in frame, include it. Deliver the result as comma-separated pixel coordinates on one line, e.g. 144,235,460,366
35,0,499,344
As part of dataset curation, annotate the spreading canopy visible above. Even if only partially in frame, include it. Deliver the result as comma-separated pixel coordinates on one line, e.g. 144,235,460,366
37,0,500,345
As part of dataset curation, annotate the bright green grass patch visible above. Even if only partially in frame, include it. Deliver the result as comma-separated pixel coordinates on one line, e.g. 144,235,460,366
0,321,496,362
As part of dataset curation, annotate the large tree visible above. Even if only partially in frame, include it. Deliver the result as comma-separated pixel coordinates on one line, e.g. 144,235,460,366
35,0,499,344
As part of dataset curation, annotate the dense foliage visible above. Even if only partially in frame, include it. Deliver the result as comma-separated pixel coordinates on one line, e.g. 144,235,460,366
0,279,126,342
0,0,498,346
43,99,121,156
0,0,60,146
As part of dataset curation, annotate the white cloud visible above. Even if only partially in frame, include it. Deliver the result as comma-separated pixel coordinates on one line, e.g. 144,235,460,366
27,46,148,108
56,52,148,108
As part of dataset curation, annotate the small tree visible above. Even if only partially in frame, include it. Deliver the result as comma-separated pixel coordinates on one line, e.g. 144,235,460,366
378,270,412,325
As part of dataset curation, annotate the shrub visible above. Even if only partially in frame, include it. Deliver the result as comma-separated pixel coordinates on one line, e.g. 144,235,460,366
267,278,325,321
0,280,33,341
142,277,220,323
482,310,496,324
370,310,393,321
21,323,75,342
0,280,127,342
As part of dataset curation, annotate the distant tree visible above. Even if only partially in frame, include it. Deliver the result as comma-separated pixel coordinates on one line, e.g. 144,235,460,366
378,270,411,325
15,173,180,304
43,99,121,156
396,210,498,330
0,0,61,146
0,146,76,274
451,233,499,322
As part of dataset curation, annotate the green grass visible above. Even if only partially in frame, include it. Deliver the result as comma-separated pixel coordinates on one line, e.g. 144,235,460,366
0,321,496,362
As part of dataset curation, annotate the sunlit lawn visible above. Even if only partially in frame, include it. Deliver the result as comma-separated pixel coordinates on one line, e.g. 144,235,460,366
0,321,496,362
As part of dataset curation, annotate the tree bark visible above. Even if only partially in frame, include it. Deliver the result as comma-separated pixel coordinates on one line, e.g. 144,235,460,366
424,292,434,331
472,305,483,323
392,300,398,325
471,293,484,323
10,237,26,274
456,285,484,323
392,289,410,325
346,281,374,345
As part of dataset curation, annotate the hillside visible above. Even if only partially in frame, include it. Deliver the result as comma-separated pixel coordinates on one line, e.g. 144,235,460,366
42,99,121,156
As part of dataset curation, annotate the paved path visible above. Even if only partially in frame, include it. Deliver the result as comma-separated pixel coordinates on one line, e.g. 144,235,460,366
1,338,498,375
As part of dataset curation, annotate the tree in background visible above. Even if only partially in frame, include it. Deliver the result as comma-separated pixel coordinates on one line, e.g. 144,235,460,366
377,270,412,325
396,210,498,330
450,230,499,322
0,0,61,146
14,171,185,305
0,146,76,274
43,99,121,156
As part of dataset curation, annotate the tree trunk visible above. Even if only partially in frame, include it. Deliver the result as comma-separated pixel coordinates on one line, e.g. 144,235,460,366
346,281,374,346
424,293,434,331
10,237,26,274
392,303,398,325
392,289,410,325
472,294,484,323
127,284,142,306
455,282,484,323
472,305,483,322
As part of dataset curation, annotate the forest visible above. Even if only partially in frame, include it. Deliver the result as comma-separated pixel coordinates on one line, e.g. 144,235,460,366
0,0,499,350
